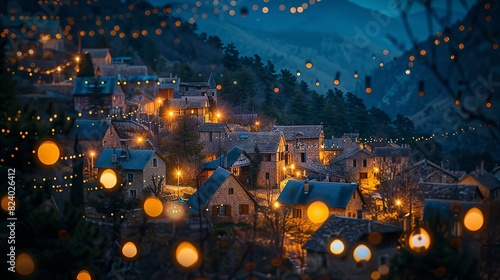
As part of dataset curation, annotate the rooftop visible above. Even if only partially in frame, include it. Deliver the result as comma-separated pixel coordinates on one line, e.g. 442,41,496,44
94,148,156,170
272,125,323,140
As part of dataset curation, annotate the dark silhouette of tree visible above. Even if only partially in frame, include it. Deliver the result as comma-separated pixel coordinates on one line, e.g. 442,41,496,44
223,43,239,71
77,53,94,77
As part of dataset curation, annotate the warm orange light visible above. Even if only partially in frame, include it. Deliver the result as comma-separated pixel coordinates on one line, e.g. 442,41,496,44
175,241,200,269
37,140,60,165
307,201,329,224
305,61,313,68
395,199,402,206
273,87,279,93
100,169,117,189
329,239,345,255
1,195,11,212
409,227,431,253
76,270,92,280
16,253,35,276
144,197,164,217
122,242,138,259
333,79,340,85
365,87,372,94
353,244,371,262
463,207,484,231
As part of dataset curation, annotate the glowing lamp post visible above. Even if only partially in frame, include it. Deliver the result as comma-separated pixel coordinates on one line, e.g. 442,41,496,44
177,170,181,199
89,151,95,178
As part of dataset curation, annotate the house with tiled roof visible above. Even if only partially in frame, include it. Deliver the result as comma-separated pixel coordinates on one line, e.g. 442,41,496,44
82,48,112,72
272,125,324,165
277,180,365,219
200,146,253,189
126,91,156,116
411,182,483,219
323,133,362,164
458,165,500,202
94,147,166,200
221,131,287,188
72,77,125,116
408,159,462,184
303,215,402,279
179,73,218,103
330,147,377,193
167,96,210,123
187,167,257,224
102,120,155,150
198,122,231,160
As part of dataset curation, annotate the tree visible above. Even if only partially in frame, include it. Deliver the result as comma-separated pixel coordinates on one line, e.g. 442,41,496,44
146,174,165,198
77,53,94,77
223,43,239,71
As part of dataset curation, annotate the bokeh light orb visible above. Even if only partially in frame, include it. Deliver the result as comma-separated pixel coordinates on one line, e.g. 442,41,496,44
16,253,35,276
329,239,345,255
122,241,138,259
353,244,371,262
76,270,92,280
1,195,11,212
144,197,163,217
100,169,117,189
307,201,329,223
175,241,200,269
409,228,431,253
464,207,484,231
37,140,60,165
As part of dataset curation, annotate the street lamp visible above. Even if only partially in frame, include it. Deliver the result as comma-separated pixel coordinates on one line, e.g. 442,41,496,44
177,170,181,199
90,151,95,178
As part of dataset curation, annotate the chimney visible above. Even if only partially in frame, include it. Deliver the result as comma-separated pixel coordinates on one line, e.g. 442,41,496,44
357,209,362,219
481,160,484,176
120,139,130,161
304,180,309,194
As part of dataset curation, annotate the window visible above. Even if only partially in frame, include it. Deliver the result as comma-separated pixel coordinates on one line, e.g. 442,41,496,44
301,153,306,163
264,154,272,161
359,172,368,179
220,205,226,216
363,159,367,167
228,187,234,195
209,132,213,142
265,172,270,180
239,204,249,215
152,158,158,167
353,159,357,167
379,255,389,266
293,208,302,218
127,172,134,182
231,167,240,176
128,189,137,198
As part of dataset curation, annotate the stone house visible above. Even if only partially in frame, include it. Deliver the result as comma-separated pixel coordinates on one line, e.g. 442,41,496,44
198,122,231,160
167,96,210,123
322,133,361,164
458,164,500,202
272,125,324,165
126,91,156,116
94,147,167,200
277,180,365,219
221,131,287,189
187,167,257,224
200,146,253,189
330,147,377,193
102,120,155,150
81,48,112,72
409,159,463,184
303,215,402,279
72,76,125,116
179,73,218,103
411,182,483,219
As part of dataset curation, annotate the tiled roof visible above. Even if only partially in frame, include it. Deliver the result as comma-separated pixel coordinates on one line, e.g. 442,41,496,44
187,167,231,213
94,148,155,170
82,48,110,58
169,96,208,109
272,125,323,140
303,215,402,253
198,123,230,133
222,132,283,154
330,147,373,164
422,199,484,223
414,182,483,201
110,120,153,140
323,138,346,151
203,146,250,170
127,75,157,82
374,147,411,157
410,159,461,180
465,170,500,191
72,77,121,96
277,180,358,208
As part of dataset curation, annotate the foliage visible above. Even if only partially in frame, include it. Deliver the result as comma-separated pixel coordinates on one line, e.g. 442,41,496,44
77,53,95,77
